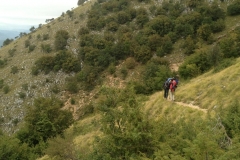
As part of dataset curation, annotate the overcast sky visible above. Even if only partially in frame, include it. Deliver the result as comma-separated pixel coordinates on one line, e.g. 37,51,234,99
0,0,78,31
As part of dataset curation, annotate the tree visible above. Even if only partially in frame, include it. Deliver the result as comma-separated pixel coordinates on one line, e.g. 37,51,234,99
147,15,174,36
0,134,33,159
29,26,35,32
54,30,69,51
93,88,156,159
17,97,74,152
3,38,13,46
78,0,86,5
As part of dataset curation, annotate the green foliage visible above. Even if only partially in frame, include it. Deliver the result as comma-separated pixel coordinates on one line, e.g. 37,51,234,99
147,15,174,36
136,14,149,28
11,66,19,74
34,50,81,74
8,48,16,57
3,38,13,46
117,11,131,24
22,83,29,91
0,134,33,160
156,35,173,57
65,77,79,93
219,36,240,58
0,59,7,68
41,43,52,53
183,36,196,55
42,34,49,40
125,57,136,69
227,0,240,16
45,133,77,160
76,65,99,90
28,44,36,53
54,30,69,51
107,63,116,74
3,85,10,94
78,27,90,36
17,97,74,155
19,92,26,99
66,10,74,17
93,88,155,159
213,58,235,73
0,79,3,89
223,100,240,138
133,58,171,94
211,19,226,33
78,0,86,5
25,39,30,48
197,24,212,41
179,51,212,79
133,45,152,63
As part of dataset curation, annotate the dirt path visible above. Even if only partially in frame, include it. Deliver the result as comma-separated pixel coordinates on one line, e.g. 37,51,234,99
175,101,207,113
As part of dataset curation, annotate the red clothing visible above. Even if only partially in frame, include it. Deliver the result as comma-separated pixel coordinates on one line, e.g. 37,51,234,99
170,80,177,92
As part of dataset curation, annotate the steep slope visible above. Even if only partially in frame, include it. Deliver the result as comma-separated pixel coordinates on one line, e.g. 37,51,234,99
0,0,97,133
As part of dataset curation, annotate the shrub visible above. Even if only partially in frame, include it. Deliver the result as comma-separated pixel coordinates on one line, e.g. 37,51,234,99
24,40,30,48
41,44,52,53
8,48,16,57
65,79,79,93
19,92,26,99
28,45,36,53
54,30,69,51
125,57,136,69
117,11,131,24
0,79,3,89
108,63,116,74
11,66,19,74
3,85,10,94
227,2,240,16
3,38,13,46
120,66,128,79
22,84,28,91
78,27,90,36
42,34,49,40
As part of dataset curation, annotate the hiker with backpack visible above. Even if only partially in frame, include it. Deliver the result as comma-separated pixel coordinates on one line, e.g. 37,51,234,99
163,78,172,99
169,77,178,101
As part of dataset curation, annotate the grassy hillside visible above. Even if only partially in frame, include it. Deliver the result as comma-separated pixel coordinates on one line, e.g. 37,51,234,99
1,0,240,159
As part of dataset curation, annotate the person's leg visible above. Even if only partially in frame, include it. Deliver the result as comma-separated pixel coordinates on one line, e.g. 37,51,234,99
169,91,173,101
166,89,169,99
164,88,167,98
172,91,175,101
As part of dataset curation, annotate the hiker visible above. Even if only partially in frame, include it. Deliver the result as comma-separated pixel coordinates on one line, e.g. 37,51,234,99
163,78,172,99
169,77,177,101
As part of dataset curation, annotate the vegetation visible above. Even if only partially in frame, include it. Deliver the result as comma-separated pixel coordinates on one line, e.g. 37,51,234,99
1,0,240,159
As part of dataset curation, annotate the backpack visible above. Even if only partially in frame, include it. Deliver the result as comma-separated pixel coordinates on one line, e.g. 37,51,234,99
164,78,172,88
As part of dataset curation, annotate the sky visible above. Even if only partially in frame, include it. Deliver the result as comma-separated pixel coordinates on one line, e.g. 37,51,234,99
0,0,78,31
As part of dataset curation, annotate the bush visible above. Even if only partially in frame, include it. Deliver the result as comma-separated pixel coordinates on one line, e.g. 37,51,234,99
65,79,79,93
19,92,26,99
117,11,131,24
3,85,10,94
41,44,52,53
0,79,4,89
227,2,240,16
24,40,30,48
54,30,69,51
3,38,13,46
125,57,136,69
42,34,49,40
28,45,36,53
11,66,19,74
213,58,235,73
8,48,16,57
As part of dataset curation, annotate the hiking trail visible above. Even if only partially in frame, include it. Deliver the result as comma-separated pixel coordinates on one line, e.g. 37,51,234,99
174,101,207,113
